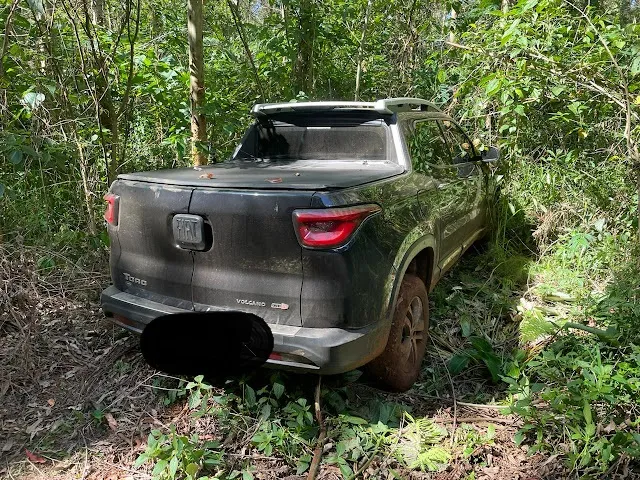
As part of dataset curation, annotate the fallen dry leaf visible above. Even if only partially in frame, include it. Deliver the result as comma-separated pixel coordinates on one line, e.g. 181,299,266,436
199,173,215,179
105,413,118,431
47,398,55,407
266,177,283,184
133,437,145,451
25,449,47,463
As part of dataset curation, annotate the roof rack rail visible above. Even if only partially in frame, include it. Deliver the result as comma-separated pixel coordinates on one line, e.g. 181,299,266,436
250,98,440,116
373,98,440,114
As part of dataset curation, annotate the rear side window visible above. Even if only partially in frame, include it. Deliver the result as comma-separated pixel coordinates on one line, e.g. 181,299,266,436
404,119,449,174
233,120,396,162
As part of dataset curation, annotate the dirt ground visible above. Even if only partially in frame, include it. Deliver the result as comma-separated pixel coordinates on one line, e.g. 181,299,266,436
0,246,581,479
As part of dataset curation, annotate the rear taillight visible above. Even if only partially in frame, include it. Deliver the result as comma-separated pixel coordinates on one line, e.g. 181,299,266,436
104,193,120,226
292,204,381,249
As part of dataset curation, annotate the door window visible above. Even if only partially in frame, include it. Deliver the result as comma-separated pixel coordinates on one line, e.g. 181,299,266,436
441,121,477,177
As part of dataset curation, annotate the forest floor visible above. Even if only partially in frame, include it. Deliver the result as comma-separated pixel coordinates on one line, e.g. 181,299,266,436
0,244,570,480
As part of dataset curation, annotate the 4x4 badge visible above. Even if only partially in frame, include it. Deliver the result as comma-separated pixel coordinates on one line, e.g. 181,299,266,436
270,303,289,310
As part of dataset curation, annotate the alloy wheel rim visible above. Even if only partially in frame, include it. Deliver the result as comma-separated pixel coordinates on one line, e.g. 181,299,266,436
400,296,425,366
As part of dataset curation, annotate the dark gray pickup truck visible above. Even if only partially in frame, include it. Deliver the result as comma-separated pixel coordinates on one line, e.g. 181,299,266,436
101,98,498,391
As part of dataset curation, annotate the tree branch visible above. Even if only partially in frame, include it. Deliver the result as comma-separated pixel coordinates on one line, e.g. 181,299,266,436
0,0,20,79
306,376,326,480
226,0,266,102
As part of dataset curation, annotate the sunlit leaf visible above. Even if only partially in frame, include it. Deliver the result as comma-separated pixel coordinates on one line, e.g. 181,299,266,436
21,91,45,110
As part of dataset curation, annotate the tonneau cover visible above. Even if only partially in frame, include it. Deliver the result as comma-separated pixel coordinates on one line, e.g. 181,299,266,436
118,160,404,190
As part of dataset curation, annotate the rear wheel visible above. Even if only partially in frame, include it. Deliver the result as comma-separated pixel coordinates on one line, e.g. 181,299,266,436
366,275,429,392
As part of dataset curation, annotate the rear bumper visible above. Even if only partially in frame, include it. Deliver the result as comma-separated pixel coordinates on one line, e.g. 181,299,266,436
100,286,389,375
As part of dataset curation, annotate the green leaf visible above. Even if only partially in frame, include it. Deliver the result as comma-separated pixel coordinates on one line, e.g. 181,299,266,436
483,356,502,383
501,19,521,45
272,382,285,400
461,318,472,337
9,150,23,165
134,453,149,468
631,56,640,77
514,430,525,445
296,461,310,475
188,389,202,409
469,336,493,355
583,400,593,426
568,102,583,116
485,78,501,97
185,462,199,477
263,442,273,456
21,145,37,158
296,454,312,474
152,459,168,476
204,440,221,450
169,456,179,477
245,385,256,407
341,415,368,425
500,375,518,385
338,460,353,478
448,354,470,374
242,471,254,480
260,403,271,421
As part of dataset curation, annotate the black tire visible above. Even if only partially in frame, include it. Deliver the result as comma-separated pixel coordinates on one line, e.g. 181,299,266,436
366,275,429,392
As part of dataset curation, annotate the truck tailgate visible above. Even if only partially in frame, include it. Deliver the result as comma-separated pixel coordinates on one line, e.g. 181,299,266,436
189,189,313,326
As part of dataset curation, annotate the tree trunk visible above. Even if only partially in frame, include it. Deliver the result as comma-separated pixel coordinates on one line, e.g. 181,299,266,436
79,0,119,183
188,0,207,167
448,8,457,43
1,0,20,125
293,0,314,96
76,138,97,236
354,0,372,101
92,0,104,25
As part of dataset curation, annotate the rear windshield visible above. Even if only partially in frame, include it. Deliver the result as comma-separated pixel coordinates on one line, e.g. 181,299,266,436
232,119,396,162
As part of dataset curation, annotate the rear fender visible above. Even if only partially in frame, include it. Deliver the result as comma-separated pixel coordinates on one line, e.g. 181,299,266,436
383,231,437,328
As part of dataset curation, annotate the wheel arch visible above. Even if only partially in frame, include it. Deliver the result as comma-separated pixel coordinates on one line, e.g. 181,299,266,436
384,234,437,326
405,246,435,292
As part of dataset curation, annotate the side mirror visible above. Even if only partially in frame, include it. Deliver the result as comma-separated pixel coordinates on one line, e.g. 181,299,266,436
481,146,500,163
